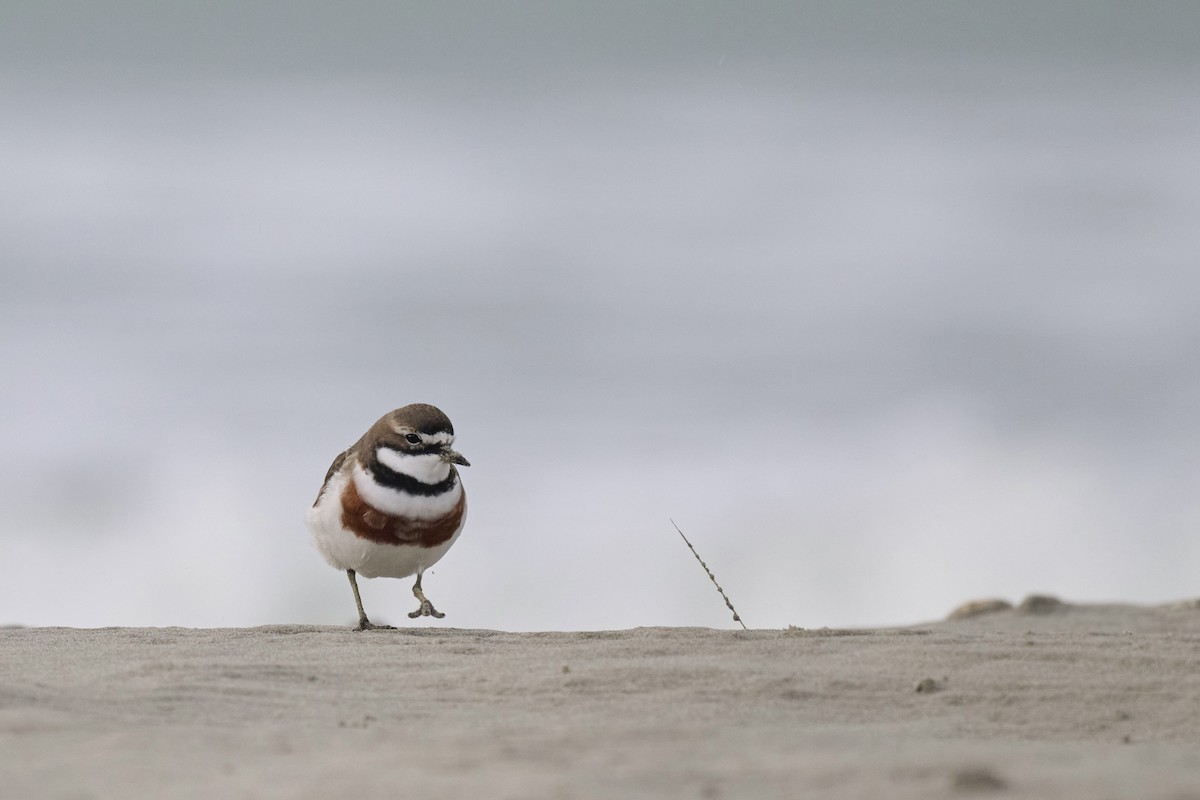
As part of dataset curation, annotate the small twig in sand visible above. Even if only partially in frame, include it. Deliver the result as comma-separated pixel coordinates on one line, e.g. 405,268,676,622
671,519,748,630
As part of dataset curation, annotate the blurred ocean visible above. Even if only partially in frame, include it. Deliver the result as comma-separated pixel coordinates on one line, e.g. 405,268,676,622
2,3,1199,630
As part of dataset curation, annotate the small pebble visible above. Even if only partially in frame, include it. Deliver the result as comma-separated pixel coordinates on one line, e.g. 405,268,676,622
952,766,1007,792
915,677,944,693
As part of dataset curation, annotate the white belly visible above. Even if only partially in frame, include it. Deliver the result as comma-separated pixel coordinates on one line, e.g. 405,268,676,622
305,469,467,579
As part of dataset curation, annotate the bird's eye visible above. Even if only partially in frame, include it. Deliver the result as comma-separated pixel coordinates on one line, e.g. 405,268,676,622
404,433,421,445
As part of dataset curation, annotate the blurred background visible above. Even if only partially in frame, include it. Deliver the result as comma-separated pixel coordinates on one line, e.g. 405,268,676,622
2,2,1199,630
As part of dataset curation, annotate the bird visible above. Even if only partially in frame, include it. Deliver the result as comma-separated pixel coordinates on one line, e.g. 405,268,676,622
307,403,470,630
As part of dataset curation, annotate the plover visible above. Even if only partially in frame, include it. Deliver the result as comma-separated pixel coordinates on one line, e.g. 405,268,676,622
307,403,469,630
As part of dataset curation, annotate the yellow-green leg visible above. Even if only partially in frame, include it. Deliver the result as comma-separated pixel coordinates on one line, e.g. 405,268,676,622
408,572,445,619
347,570,395,631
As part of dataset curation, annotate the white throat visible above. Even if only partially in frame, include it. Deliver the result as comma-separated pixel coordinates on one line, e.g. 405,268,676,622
375,446,452,485
352,450,462,520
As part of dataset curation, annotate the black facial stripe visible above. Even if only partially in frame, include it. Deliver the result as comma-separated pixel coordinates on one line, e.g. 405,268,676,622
366,456,459,497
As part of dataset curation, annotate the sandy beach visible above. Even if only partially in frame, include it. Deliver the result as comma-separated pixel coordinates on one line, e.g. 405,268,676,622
3,598,1200,799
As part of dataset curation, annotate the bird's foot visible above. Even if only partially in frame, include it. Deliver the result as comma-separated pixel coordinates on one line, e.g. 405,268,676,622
407,599,445,619
355,618,397,631
408,574,446,619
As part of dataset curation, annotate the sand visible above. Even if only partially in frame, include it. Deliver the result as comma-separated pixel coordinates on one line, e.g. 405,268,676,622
3,598,1200,799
